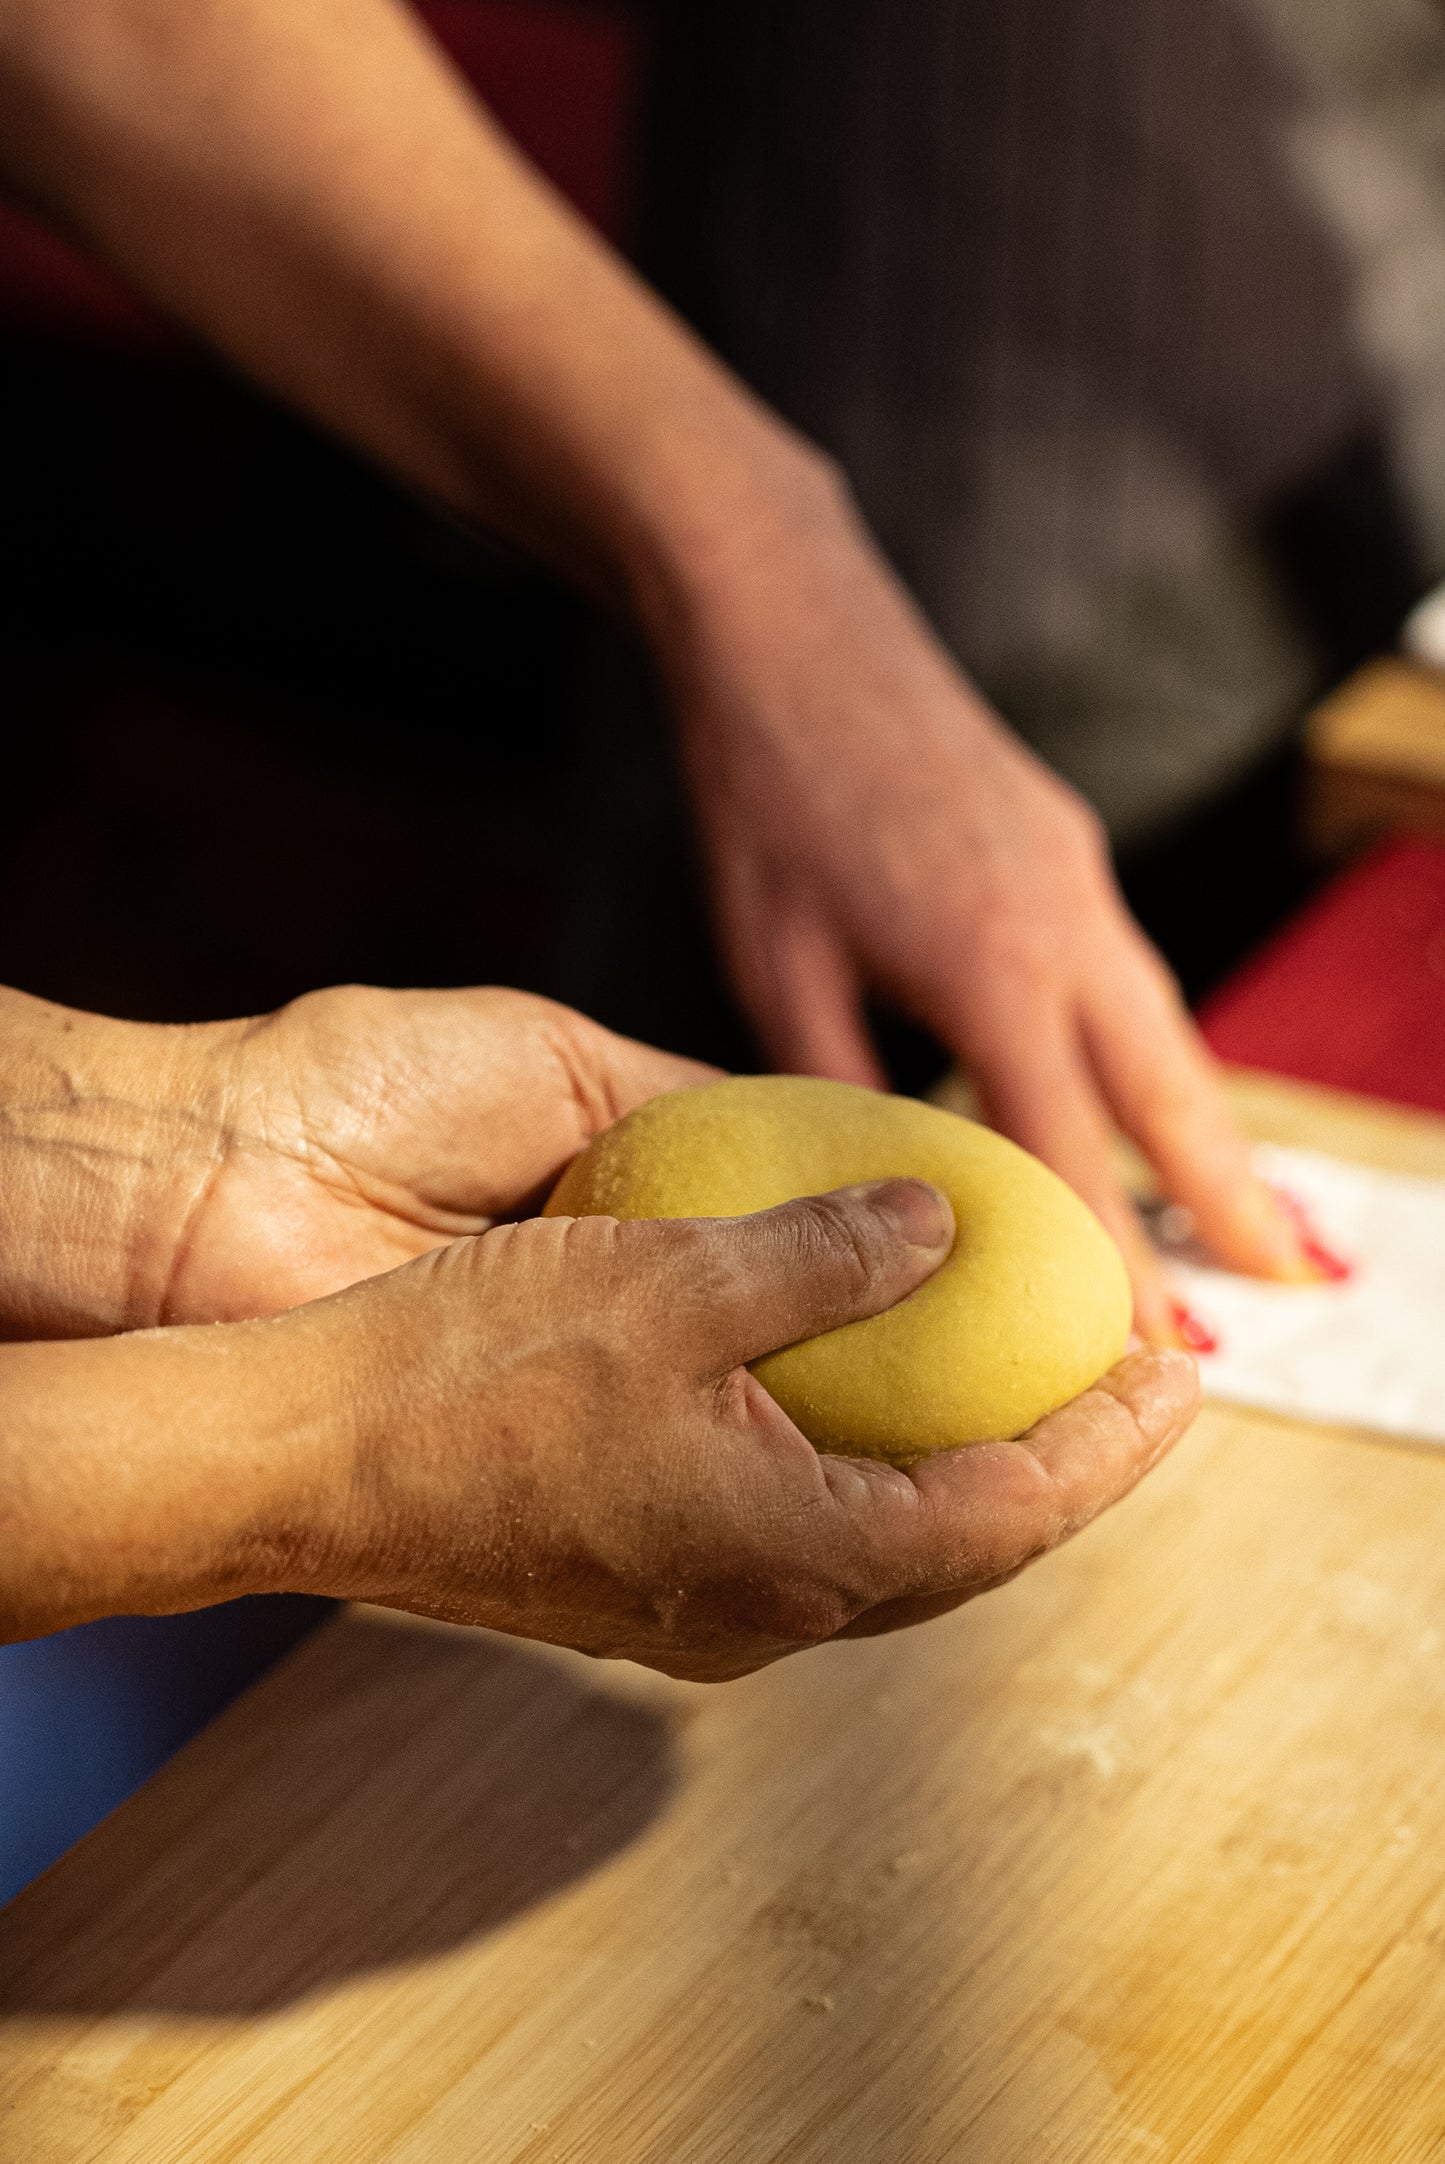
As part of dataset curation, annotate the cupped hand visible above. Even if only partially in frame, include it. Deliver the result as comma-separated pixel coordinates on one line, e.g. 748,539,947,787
663,469,1315,1339
310,1177,1200,1680
163,985,715,1324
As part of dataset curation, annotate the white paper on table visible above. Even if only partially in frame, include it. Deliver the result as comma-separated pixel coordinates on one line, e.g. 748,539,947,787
1153,1144,1445,1445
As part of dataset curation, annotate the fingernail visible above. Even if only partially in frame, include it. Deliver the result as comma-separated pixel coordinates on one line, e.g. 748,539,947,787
1169,1301,1219,1356
1264,1185,1355,1284
861,1178,956,1254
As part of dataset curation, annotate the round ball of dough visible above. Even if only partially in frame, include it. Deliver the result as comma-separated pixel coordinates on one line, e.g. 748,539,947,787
545,1075,1131,1463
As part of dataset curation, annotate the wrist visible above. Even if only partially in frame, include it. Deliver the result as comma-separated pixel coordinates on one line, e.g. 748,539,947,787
0,987,246,1339
622,428,1003,784
616,403,854,659
0,1300,353,1638
620,427,941,723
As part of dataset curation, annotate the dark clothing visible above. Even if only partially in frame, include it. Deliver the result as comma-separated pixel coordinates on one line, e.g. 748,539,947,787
643,0,1445,839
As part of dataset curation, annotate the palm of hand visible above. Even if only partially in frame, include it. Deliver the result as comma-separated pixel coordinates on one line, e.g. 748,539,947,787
160,986,712,1324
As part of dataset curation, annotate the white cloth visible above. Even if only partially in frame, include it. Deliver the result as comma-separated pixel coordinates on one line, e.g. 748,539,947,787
1157,1145,1445,1444
1403,580,1445,670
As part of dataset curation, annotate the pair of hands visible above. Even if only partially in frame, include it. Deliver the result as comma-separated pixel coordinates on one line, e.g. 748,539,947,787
0,0,1220,1672
0,0,1310,1345
0,984,1195,1677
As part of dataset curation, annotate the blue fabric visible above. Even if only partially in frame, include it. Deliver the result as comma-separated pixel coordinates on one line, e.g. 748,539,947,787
0,1595,332,1906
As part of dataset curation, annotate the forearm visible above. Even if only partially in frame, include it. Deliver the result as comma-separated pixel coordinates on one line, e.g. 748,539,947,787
0,986,238,1338
0,1306,346,1639
0,0,834,621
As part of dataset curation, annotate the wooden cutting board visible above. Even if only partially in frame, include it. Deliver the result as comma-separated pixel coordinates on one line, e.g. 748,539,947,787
4,1072,1445,2164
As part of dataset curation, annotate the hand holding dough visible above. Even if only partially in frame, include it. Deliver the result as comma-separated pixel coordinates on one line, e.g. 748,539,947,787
546,1076,1131,1463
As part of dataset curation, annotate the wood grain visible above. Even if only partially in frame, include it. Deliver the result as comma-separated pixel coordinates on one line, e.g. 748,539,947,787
5,1076,1445,2163
1305,656,1445,854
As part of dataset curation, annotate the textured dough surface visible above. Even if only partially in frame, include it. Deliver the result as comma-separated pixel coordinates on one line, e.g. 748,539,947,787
545,1076,1132,1461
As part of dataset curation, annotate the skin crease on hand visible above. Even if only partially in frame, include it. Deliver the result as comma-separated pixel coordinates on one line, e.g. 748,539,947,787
0,1174,1201,1670
159,985,719,1325
0,0,1320,1342
0,983,714,1339
329,1200,1201,1680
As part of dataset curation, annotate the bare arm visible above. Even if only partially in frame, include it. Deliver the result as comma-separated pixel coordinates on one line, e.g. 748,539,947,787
0,0,1317,1332
0,1179,1198,1671
0,1312,346,1632
0,0,805,606
0,979,712,1339
0,984,1197,1660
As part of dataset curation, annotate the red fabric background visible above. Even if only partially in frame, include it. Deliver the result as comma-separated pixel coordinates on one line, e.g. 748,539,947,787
1199,837,1445,1114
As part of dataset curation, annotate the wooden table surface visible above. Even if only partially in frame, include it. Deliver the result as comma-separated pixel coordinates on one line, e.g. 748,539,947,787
6,1072,1445,2164
1305,656,1445,853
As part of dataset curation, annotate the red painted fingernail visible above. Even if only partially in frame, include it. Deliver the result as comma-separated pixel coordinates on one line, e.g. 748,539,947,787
1268,1186,1354,1283
1299,1234,1353,1282
1170,1301,1219,1356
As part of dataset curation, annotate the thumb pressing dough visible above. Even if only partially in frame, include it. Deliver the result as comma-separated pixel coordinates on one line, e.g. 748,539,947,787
546,1075,1131,1464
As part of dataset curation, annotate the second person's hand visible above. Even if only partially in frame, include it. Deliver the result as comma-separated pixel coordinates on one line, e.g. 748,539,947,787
660,463,1320,1339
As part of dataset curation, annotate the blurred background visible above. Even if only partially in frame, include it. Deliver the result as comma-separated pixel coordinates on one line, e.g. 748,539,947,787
9,0,1437,1079
0,4,667,1051
8,0,1445,1902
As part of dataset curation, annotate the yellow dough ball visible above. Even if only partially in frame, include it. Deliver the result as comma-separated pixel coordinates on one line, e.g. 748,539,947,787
545,1075,1131,1463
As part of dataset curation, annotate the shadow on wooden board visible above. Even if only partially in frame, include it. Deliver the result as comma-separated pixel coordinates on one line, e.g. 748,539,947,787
0,1611,677,2019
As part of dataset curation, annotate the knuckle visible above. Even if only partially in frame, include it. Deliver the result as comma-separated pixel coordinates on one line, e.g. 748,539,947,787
1009,1440,1087,1548
491,1213,639,1333
792,1192,880,1297
526,1210,626,1274
698,1524,864,1648
736,1574,855,1648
